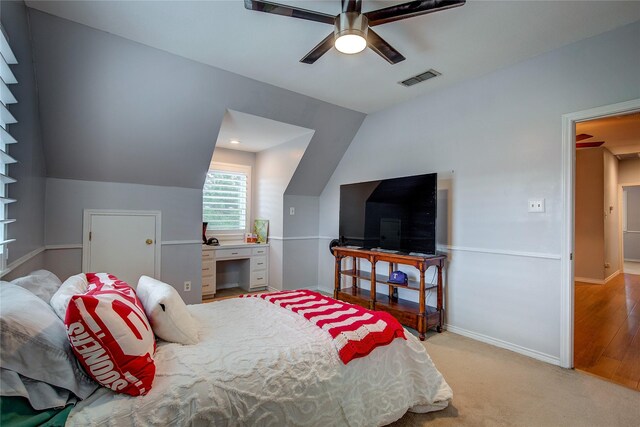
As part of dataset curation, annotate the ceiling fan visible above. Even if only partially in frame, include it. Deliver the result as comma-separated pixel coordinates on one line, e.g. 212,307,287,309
244,0,466,64
576,133,605,149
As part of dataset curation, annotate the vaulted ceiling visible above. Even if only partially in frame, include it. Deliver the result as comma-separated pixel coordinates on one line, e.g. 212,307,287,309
26,1,640,113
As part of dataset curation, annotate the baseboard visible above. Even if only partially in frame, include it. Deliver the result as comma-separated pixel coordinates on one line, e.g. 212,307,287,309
624,258,640,262
445,324,561,366
574,276,604,285
604,270,620,283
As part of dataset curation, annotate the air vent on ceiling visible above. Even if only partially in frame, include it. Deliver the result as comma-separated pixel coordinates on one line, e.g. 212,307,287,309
616,153,640,160
399,69,441,87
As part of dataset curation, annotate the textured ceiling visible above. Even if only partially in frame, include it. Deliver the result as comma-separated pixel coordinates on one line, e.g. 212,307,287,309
25,0,640,113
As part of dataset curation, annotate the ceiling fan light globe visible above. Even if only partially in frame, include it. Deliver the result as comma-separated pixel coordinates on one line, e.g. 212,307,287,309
335,34,367,54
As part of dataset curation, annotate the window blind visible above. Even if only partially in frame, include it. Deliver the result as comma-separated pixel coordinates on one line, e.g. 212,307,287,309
203,169,248,231
0,28,18,268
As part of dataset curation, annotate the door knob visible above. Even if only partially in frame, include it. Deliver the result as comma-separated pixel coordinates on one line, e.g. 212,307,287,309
146,239,153,245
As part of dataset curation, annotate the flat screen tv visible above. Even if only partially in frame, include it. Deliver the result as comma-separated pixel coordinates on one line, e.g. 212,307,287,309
339,173,437,255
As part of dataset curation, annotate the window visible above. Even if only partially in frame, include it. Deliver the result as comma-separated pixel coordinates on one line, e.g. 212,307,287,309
203,162,251,234
0,28,18,272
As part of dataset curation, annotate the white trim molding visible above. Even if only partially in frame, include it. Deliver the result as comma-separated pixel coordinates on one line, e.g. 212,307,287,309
45,244,83,250
161,240,202,246
605,270,620,283
438,245,561,260
574,276,604,285
560,98,640,369
445,325,561,366
269,236,322,241
0,246,45,277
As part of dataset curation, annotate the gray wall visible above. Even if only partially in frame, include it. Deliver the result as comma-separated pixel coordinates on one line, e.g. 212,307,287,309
283,195,319,290
44,178,202,304
27,9,365,195
1,0,46,270
318,21,640,362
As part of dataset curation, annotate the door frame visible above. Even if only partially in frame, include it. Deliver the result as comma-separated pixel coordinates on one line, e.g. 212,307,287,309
82,209,162,279
560,98,640,369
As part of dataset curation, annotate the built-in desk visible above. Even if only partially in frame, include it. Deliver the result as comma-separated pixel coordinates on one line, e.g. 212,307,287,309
202,243,269,298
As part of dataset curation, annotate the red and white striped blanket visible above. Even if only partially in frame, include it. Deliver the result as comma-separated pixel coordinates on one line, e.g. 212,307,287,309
240,290,406,364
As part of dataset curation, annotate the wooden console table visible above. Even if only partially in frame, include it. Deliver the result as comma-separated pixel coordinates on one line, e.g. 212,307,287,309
332,247,446,340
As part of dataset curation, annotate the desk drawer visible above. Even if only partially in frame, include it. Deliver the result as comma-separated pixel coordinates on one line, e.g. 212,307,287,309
216,248,252,259
202,276,215,295
251,256,267,271
202,250,214,261
252,247,268,256
250,272,267,288
202,263,214,277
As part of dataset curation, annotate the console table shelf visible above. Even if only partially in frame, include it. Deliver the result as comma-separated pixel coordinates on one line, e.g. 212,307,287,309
340,268,438,292
332,247,446,340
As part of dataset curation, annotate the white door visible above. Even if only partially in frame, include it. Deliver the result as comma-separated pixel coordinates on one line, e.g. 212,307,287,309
83,210,161,287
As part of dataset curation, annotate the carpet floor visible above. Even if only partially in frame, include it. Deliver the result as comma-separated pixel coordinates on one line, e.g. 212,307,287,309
391,331,640,426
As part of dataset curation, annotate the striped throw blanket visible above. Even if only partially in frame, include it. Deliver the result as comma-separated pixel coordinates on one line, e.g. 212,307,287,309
241,290,406,364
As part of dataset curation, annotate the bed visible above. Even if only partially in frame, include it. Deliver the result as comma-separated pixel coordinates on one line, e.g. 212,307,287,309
1,272,452,427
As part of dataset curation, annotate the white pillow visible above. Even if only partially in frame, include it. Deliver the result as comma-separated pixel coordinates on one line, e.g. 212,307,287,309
136,276,199,345
49,273,89,321
11,270,62,303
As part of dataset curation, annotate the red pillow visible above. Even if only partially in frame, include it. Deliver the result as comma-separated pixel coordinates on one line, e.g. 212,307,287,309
65,273,156,396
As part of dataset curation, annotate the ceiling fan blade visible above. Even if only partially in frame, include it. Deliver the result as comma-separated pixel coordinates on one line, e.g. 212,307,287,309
342,0,362,14
244,0,335,25
300,33,335,64
576,141,605,149
365,0,466,27
576,133,593,142
367,29,406,64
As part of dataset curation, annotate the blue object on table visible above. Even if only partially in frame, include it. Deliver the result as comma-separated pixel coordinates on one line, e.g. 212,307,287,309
388,270,408,285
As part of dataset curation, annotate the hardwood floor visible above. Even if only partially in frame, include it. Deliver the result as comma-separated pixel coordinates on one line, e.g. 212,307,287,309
202,287,266,303
574,273,640,390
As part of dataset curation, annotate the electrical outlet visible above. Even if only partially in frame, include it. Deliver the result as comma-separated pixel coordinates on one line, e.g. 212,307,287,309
528,198,545,213
289,207,295,215
184,281,191,292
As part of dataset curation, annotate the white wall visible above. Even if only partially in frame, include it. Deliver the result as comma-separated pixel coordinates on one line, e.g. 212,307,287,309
619,160,640,262
619,158,640,185
318,21,640,364
575,148,605,281
603,149,620,277
254,134,313,289
623,186,640,261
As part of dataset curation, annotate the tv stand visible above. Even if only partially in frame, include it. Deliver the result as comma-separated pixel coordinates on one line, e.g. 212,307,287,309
332,246,446,340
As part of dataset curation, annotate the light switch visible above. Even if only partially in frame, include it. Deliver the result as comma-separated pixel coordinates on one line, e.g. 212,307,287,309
289,207,295,215
528,199,545,213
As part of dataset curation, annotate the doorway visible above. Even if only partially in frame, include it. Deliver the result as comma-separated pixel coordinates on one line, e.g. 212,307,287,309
567,104,640,389
622,184,640,274
560,99,640,371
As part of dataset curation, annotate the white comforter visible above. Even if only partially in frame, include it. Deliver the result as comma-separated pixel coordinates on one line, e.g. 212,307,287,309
68,297,452,426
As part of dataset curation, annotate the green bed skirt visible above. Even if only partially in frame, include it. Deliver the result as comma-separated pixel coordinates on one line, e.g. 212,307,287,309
0,397,73,427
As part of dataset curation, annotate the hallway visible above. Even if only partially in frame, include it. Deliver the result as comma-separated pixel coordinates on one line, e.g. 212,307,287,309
574,273,640,390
